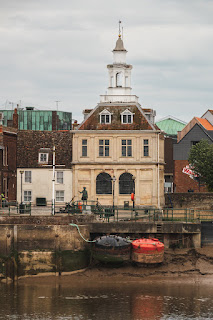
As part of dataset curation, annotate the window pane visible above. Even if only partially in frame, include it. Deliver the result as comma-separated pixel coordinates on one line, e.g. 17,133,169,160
106,115,109,123
105,140,109,145
82,140,87,145
128,115,131,123
144,146,149,157
82,146,87,157
99,146,103,156
99,140,104,145
123,115,127,123
127,146,132,157
144,139,148,145
127,140,132,145
101,115,105,123
105,146,109,156
122,140,126,145
122,146,126,156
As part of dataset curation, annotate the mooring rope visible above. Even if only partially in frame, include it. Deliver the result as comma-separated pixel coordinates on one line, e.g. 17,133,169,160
69,223,96,243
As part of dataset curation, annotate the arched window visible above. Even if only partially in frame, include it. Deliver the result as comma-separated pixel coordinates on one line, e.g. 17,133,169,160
119,173,134,194
116,72,123,87
96,173,112,194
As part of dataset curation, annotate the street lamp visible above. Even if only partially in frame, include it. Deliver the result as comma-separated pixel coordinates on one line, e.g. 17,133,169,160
132,176,136,213
112,176,116,214
20,170,24,213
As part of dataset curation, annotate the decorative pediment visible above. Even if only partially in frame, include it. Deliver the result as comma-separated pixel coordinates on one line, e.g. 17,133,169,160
99,109,113,124
121,109,135,124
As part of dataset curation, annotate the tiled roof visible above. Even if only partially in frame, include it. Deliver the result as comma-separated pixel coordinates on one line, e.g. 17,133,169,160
196,117,213,130
78,104,154,131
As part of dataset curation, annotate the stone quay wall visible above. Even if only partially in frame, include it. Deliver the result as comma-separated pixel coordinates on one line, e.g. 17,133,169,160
165,193,213,211
0,215,92,281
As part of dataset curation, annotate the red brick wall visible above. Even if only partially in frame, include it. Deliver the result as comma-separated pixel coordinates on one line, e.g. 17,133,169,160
174,160,207,193
164,137,173,174
2,131,17,201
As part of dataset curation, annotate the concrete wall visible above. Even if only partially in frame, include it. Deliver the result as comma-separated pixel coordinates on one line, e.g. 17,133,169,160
0,221,91,280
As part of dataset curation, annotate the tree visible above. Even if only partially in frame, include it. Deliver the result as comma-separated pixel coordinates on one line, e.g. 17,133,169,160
188,139,213,191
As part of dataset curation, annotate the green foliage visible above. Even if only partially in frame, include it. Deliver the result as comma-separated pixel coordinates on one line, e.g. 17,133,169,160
188,140,213,191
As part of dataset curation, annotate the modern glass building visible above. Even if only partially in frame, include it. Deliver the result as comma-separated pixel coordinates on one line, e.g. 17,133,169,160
1,108,72,131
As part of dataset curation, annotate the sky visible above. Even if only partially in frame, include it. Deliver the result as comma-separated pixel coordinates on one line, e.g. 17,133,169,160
0,0,213,123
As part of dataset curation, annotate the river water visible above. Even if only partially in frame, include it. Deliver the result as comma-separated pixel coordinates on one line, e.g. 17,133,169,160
0,277,213,320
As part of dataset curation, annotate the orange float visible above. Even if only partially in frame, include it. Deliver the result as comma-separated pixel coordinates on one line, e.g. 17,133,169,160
131,238,164,264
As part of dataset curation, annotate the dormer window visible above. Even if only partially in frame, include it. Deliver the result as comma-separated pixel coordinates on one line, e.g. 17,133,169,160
99,109,112,124
38,148,50,164
39,153,48,163
121,109,134,124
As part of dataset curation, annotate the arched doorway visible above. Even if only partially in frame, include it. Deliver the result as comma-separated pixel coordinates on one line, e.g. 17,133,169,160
96,172,112,194
119,172,134,194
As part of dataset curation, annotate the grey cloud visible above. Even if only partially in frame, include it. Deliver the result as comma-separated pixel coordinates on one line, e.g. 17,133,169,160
0,0,213,124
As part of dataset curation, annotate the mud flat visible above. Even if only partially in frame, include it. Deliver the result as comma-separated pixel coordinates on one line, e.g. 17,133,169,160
15,247,213,286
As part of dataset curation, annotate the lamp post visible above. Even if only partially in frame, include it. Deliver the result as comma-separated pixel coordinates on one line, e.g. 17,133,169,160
112,176,116,214
132,176,136,213
20,170,24,213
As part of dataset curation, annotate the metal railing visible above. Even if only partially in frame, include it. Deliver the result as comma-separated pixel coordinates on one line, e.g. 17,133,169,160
0,202,31,216
1,201,213,223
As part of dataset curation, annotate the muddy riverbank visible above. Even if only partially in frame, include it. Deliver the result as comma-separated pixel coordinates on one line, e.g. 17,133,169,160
15,247,213,285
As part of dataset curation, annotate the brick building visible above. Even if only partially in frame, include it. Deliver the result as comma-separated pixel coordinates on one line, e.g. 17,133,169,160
156,116,187,193
0,126,18,201
174,115,213,192
17,130,72,205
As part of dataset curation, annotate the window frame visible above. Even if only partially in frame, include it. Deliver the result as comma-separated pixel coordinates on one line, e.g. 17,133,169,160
99,139,110,157
82,139,88,157
121,109,134,124
121,139,132,157
143,139,149,157
56,171,63,184
39,153,49,164
56,190,64,202
99,109,112,124
24,190,32,202
25,171,32,183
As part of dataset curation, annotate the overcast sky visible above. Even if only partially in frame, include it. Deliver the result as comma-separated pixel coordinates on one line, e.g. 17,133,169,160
0,0,213,123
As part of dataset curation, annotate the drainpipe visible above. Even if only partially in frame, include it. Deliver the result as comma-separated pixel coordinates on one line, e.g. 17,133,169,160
52,146,55,216
157,133,160,208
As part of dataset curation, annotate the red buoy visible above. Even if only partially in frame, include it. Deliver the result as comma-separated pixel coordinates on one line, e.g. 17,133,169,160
131,238,164,264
